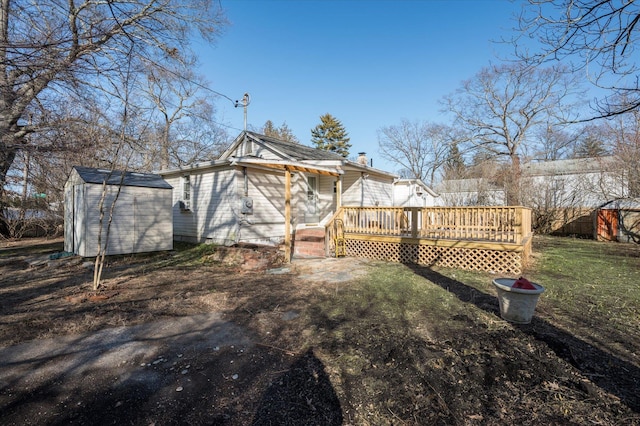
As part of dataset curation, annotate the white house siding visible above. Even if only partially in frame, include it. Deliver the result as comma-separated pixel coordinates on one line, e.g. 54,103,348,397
78,185,172,257
393,183,437,207
225,138,282,161
523,170,626,209
250,143,282,161
167,168,239,245
317,175,338,223
434,179,506,207
341,173,364,206
291,173,308,226
342,172,393,207
239,167,289,245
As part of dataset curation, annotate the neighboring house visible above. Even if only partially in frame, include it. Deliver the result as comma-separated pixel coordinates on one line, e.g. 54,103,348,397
434,157,632,238
435,157,625,209
521,157,625,209
520,157,628,236
64,166,173,257
392,178,438,207
159,131,397,248
434,178,505,207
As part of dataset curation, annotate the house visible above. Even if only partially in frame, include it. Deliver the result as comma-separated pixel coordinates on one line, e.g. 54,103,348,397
434,157,632,237
64,166,173,257
434,178,505,206
519,157,629,236
392,178,438,207
521,157,625,209
158,131,398,257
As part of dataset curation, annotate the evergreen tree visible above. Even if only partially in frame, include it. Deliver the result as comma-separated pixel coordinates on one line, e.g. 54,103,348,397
262,120,277,137
573,135,608,158
310,113,351,157
442,142,466,180
261,120,299,144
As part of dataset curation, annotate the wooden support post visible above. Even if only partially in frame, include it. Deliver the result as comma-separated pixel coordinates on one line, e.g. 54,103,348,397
336,176,342,210
411,208,419,238
284,168,292,263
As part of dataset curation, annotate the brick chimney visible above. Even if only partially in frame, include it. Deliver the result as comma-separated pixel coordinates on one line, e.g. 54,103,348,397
357,152,367,166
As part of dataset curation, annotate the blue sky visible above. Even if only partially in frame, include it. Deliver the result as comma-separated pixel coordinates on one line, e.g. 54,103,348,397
196,0,524,173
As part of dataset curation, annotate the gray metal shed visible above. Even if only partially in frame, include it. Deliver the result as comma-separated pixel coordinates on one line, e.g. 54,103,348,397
64,166,173,257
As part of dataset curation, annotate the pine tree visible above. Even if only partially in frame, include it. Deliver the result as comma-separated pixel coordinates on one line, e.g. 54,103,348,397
443,142,466,180
573,135,608,158
261,120,299,144
262,120,277,137
310,113,351,157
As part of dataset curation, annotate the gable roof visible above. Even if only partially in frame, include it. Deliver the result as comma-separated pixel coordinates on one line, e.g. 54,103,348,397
168,131,397,180
435,178,503,193
72,166,172,189
522,157,617,176
220,131,347,162
394,178,439,197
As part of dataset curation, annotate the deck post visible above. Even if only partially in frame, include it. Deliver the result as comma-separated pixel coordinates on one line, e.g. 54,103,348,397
411,208,418,238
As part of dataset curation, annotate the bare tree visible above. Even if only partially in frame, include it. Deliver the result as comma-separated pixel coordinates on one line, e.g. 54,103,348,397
0,0,226,234
140,59,228,169
378,120,457,186
534,125,576,160
443,63,579,204
606,109,640,198
516,0,640,117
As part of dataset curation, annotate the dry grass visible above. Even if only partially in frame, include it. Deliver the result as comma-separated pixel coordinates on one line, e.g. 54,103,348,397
1,236,639,425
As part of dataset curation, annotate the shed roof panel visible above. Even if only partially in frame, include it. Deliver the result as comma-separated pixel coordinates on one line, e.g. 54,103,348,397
73,166,172,189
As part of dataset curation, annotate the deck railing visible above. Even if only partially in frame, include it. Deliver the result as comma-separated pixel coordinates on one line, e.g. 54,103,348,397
324,206,532,274
327,206,532,245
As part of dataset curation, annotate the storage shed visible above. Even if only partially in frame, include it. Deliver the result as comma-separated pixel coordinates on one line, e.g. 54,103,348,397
597,199,640,243
64,166,173,257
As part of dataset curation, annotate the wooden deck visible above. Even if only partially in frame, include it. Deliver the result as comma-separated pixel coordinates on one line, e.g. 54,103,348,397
325,206,533,275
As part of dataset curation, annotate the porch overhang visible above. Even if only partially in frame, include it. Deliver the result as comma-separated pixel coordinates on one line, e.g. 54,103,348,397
230,157,342,263
230,158,342,177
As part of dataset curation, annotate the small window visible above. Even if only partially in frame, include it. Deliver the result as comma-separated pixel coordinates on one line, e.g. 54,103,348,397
181,175,191,210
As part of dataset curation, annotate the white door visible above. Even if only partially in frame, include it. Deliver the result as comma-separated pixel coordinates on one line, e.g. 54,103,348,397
305,176,319,223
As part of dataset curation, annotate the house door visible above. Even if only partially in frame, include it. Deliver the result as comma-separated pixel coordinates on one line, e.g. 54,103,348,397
305,176,319,223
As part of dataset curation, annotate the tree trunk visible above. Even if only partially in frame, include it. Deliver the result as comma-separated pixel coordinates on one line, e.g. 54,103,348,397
0,143,17,237
506,155,521,206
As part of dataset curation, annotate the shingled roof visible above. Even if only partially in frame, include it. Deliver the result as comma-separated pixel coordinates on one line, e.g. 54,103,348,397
244,131,346,161
72,166,172,189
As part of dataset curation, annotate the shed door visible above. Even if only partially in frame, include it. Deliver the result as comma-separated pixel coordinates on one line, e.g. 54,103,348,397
597,209,618,241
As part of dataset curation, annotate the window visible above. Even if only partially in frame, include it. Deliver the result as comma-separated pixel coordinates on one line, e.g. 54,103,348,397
181,175,191,210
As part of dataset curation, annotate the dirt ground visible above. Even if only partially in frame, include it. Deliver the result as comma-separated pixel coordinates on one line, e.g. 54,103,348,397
1,238,639,425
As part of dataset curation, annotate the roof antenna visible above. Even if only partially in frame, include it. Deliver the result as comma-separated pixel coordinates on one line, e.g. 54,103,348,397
234,93,251,131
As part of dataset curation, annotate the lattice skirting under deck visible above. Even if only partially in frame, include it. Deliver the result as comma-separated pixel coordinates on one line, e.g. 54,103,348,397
344,238,524,275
